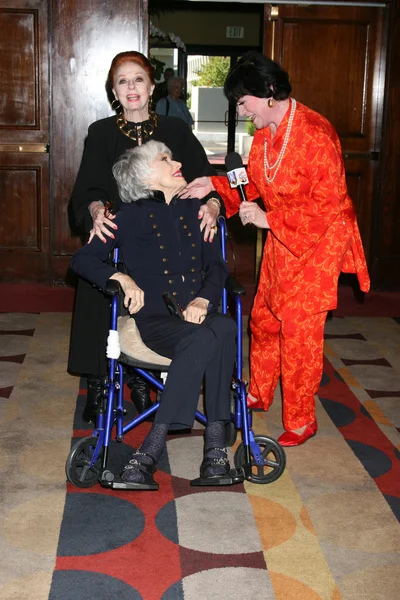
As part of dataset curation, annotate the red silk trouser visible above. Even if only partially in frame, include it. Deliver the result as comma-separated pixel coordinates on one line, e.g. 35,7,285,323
248,297,328,431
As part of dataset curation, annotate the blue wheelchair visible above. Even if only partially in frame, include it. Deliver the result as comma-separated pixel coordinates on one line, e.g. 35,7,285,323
66,219,286,489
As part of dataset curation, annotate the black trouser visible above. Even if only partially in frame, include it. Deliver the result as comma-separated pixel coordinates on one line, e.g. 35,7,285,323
136,312,237,428
68,278,110,378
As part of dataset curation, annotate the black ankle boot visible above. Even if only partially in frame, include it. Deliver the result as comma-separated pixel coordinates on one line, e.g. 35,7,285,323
127,372,153,415
82,376,104,423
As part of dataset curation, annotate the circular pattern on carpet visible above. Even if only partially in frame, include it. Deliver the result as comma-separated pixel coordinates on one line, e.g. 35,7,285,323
319,398,356,427
319,371,331,387
338,565,400,600
0,571,54,600
166,436,204,480
156,492,261,554
307,490,400,552
269,571,323,600
0,446,8,468
161,567,273,599
0,334,33,357
348,365,400,391
19,438,73,483
50,570,142,600
2,492,67,555
287,437,372,484
0,313,38,330
326,338,381,360
0,361,25,389
300,505,316,535
347,440,392,478
247,495,297,549
324,319,360,336
26,396,75,429
0,397,21,424
56,494,145,556
374,396,400,427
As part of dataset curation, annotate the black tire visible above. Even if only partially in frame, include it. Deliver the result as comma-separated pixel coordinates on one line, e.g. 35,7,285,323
66,436,102,488
234,435,286,484
225,421,238,447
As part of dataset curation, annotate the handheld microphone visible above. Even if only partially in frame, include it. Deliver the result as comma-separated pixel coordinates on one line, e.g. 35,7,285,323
225,152,249,203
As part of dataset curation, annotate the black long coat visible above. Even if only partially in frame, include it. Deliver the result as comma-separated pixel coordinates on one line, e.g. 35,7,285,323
68,115,216,377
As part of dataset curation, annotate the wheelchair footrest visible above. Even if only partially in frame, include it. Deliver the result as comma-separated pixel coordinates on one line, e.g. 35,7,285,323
106,480,159,491
99,470,159,491
190,467,245,487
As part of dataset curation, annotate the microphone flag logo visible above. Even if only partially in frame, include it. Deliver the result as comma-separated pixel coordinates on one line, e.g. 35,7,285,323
227,167,249,188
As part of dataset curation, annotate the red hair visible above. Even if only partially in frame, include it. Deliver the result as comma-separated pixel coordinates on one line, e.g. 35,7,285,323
107,51,155,88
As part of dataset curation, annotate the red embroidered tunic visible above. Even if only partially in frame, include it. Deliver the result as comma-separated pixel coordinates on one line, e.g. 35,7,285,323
212,100,370,320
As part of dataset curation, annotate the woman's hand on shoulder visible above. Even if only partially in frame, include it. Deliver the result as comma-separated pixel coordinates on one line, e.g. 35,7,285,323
179,177,219,241
180,176,214,199
110,273,144,314
183,297,210,324
88,201,118,244
198,200,219,242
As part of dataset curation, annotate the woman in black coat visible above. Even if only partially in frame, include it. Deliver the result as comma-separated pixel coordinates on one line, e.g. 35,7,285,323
68,51,221,422
71,140,242,490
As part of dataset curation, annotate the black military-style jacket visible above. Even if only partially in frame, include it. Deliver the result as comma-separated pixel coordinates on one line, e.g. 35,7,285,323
70,192,228,318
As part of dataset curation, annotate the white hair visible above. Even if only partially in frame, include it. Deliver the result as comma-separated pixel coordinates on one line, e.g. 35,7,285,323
112,140,172,203
167,76,184,93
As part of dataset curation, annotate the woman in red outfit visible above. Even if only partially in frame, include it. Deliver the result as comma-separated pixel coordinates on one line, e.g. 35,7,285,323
184,52,370,447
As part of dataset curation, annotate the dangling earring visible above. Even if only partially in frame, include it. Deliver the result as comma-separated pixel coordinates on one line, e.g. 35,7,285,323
111,98,121,112
268,97,275,108
148,95,156,119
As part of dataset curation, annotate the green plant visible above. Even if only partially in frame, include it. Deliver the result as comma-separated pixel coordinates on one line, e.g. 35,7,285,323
193,56,230,88
246,119,256,136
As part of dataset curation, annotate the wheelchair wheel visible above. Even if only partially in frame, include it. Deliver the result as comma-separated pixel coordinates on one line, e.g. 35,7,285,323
234,435,286,484
66,436,102,488
225,421,237,447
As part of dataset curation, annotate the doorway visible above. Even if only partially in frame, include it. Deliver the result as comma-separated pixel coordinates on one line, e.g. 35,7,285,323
148,1,263,165
186,52,249,163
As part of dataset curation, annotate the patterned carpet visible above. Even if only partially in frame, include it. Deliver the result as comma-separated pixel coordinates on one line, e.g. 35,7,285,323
0,311,399,600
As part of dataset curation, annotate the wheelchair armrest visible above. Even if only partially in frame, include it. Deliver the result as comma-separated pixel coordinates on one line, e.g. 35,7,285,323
104,279,121,296
225,275,246,297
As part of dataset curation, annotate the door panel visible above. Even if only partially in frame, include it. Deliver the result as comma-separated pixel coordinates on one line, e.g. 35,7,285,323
0,11,37,128
344,158,376,255
0,0,50,281
51,0,148,283
0,152,49,280
0,0,148,283
264,4,385,262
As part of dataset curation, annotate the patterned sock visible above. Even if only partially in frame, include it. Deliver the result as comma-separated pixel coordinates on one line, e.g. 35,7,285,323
140,423,169,461
203,421,229,477
122,423,168,483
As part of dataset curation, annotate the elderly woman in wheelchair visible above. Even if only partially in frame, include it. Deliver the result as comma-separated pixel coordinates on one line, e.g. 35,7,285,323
71,140,245,490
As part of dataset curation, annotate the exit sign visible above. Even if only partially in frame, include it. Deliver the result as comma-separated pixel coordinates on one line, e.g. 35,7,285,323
226,26,244,39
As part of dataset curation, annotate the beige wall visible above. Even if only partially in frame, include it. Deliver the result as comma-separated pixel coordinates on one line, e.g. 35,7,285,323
151,9,261,47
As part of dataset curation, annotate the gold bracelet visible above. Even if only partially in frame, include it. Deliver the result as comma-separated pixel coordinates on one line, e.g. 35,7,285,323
207,197,221,215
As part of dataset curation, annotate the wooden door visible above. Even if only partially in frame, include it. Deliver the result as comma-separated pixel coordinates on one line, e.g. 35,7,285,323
0,0,148,284
263,3,385,265
50,0,149,284
0,0,50,282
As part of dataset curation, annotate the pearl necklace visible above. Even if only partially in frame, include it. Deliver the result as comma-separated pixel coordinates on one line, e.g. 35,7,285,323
263,98,297,184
